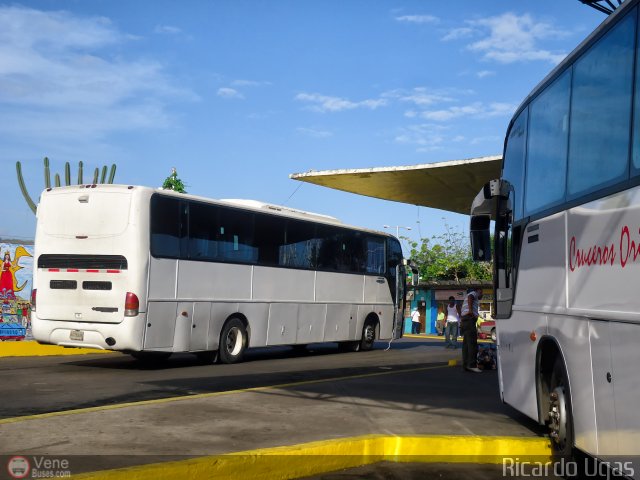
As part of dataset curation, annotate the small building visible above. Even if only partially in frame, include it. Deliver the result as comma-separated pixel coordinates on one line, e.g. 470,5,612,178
404,280,493,335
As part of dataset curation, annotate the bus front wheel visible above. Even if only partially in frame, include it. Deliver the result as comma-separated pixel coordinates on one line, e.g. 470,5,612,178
219,318,247,364
548,358,574,459
359,320,377,351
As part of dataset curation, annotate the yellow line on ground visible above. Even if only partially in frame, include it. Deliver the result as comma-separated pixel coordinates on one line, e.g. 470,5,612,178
0,362,455,425
0,340,113,357
70,434,552,480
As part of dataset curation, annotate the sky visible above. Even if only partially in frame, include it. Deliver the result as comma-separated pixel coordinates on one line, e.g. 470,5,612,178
0,0,605,253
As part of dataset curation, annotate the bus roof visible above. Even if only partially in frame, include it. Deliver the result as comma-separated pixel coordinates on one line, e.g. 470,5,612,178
39,184,398,239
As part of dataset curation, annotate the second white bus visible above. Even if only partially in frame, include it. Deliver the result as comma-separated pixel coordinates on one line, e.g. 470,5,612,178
32,185,413,363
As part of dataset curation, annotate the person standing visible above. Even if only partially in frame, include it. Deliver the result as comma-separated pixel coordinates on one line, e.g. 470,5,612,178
411,308,421,334
460,288,483,373
443,296,460,349
436,308,445,335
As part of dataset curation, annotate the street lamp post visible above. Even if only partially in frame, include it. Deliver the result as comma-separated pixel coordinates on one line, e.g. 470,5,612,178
383,225,412,237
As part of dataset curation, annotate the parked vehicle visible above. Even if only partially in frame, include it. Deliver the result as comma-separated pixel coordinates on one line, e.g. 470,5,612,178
477,320,496,342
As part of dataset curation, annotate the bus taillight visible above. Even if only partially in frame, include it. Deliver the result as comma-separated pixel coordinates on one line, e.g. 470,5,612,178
31,289,37,311
124,292,139,317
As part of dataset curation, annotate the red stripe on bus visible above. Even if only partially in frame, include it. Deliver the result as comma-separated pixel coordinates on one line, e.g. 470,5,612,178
106,270,120,273
67,269,79,272
86,269,99,273
48,268,60,272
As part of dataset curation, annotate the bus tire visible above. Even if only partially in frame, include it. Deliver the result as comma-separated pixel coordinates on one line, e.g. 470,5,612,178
219,317,247,364
548,358,574,459
359,320,377,351
130,351,172,363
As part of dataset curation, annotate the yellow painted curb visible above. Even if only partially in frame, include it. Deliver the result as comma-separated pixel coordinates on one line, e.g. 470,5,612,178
70,435,552,480
0,340,113,357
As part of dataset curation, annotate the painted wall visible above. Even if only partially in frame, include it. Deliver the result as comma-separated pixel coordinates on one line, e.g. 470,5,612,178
404,288,435,334
0,243,33,341
405,287,495,336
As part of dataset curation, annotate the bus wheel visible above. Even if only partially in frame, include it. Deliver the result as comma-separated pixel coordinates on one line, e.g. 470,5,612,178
130,351,172,363
359,320,377,351
548,358,574,458
219,318,247,364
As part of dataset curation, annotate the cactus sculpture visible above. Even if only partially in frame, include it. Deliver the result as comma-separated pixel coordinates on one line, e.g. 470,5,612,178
16,157,117,215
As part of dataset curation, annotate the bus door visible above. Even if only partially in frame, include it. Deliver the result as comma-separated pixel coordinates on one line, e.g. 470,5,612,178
393,260,418,339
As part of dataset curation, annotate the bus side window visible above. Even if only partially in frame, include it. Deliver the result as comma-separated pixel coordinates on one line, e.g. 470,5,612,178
366,237,385,275
151,195,185,259
218,208,256,263
254,214,284,266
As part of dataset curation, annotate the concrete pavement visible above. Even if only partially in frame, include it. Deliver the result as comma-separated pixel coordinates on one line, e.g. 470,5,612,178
0,338,551,479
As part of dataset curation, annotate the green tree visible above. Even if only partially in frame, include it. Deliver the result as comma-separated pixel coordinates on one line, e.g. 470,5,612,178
405,225,492,282
162,167,187,193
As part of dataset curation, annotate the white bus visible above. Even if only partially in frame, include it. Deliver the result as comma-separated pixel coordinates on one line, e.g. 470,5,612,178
470,0,640,473
32,185,413,364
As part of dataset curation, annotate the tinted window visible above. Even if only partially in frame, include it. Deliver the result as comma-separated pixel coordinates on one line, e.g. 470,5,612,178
502,109,528,221
218,207,256,262
254,213,286,266
525,70,571,215
568,11,635,198
153,195,380,274
280,220,320,269
315,226,364,273
189,202,256,263
365,237,386,274
150,195,185,258
632,7,640,175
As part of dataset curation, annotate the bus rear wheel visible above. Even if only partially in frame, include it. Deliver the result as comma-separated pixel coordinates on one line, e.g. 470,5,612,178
219,318,247,364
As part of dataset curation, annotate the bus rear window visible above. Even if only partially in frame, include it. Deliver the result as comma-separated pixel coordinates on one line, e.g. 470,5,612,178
38,255,128,270
39,191,131,236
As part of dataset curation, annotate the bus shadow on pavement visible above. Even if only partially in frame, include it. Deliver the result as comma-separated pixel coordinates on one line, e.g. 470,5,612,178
58,358,544,439
63,339,440,370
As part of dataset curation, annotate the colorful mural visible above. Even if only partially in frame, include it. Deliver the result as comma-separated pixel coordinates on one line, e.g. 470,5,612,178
0,242,33,341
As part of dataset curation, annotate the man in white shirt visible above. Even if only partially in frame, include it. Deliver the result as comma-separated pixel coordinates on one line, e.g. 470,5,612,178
410,308,421,334
443,296,460,349
460,288,483,373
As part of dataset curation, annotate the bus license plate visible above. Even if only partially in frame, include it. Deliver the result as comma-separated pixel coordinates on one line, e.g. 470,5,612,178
70,330,84,341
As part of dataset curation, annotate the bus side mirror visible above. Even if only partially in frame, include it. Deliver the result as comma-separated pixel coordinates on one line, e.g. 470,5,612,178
470,215,491,262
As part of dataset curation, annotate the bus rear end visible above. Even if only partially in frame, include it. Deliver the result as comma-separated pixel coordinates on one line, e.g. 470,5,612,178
32,185,149,351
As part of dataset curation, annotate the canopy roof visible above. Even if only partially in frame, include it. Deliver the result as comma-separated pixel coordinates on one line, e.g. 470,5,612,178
290,155,502,215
